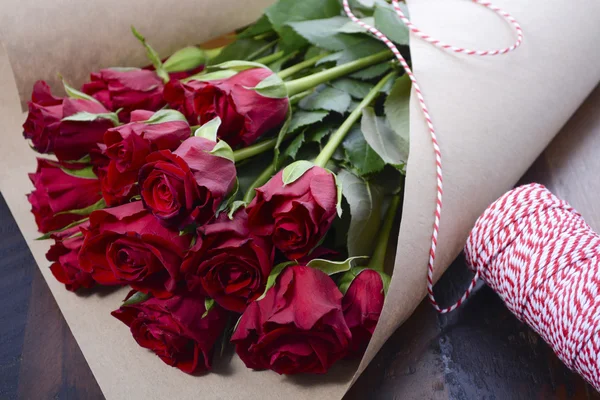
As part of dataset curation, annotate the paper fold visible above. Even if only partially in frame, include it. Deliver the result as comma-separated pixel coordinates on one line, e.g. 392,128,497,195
1,0,599,398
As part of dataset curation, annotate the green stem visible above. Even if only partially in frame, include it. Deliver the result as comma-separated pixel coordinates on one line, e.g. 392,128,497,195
314,71,397,168
284,50,393,96
368,194,401,271
277,53,329,80
254,50,285,65
243,163,276,203
233,138,278,162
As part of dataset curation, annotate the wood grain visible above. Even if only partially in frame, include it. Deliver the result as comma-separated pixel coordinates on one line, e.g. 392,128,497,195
0,85,598,399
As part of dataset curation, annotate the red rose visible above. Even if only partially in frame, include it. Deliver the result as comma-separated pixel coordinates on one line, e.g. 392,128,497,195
231,265,351,374
82,69,165,122
138,137,236,228
247,166,338,260
165,68,289,147
112,290,227,374
46,223,95,291
342,269,384,356
27,158,102,233
23,81,114,161
78,202,190,297
181,209,274,313
99,111,190,206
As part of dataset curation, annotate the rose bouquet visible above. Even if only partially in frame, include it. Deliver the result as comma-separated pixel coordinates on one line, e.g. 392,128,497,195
22,0,412,376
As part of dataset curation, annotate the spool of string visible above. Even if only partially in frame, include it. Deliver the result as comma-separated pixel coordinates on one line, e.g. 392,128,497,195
465,184,600,390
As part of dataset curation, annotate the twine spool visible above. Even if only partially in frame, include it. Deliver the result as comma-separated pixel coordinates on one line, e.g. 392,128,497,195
465,184,600,391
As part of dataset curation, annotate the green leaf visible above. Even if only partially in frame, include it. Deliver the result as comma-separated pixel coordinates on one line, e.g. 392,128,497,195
299,87,351,114
361,107,409,171
145,109,188,125
257,261,296,301
61,111,119,126
316,36,388,66
265,0,341,52
342,126,385,177
55,198,106,216
247,73,288,99
307,256,369,275
59,165,97,180
331,78,374,99
337,169,384,257
337,17,375,34
287,17,351,51
210,140,235,162
288,110,329,133
333,172,343,217
163,46,207,73
216,179,239,216
202,298,216,318
306,123,333,144
183,70,238,83
273,105,293,168
122,291,151,306
282,132,305,161
282,160,314,185
194,117,221,141
61,79,101,103
384,74,411,165
210,60,267,72
61,154,92,165
238,15,274,39
378,270,391,296
227,201,247,219
209,39,271,65
350,63,392,80
374,3,410,45
35,217,89,240
131,26,169,82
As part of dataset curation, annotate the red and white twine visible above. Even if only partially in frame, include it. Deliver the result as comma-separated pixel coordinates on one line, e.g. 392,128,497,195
465,184,600,391
342,0,524,313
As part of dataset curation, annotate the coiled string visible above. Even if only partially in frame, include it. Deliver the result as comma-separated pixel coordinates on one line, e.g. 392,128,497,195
342,0,523,313
465,184,600,391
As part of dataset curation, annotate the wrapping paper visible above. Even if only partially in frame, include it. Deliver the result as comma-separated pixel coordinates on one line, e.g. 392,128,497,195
0,0,599,398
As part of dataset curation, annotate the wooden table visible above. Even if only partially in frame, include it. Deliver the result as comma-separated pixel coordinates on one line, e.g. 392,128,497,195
1,85,599,400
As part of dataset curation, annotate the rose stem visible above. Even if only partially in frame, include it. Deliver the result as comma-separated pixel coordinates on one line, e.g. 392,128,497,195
242,162,276,203
313,71,397,168
285,50,393,96
254,50,285,65
277,53,329,80
368,194,401,271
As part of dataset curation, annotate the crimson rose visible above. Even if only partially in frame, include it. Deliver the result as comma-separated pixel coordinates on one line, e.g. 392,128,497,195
78,202,190,297
46,223,95,292
99,110,190,206
181,209,274,313
27,158,102,233
231,265,351,374
247,166,338,260
138,137,236,228
82,68,165,122
342,269,384,356
23,81,114,160
164,67,289,147
112,290,227,374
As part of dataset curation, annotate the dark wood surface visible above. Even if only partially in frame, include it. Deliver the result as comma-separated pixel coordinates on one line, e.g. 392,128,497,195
1,85,599,399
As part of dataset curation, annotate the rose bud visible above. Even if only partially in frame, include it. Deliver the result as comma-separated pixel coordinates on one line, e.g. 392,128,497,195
23,81,114,161
342,269,385,356
231,265,351,374
82,68,165,122
99,110,191,206
138,136,237,229
78,201,191,297
27,158,103,233
164,67,289,147
247,165,338,260
46,222,95,292
181,208,274,313
112,290,228,374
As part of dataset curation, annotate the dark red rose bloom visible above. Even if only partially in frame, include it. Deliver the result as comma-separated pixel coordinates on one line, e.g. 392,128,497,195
27,158,102,233
164,68,289,147
23,81,113,161
138,137,236,228
78,202,190,297
112,290,227,374
342,269,384,356
247,166,338,260
99,111,190,206
46,222,95,292
82,69,165,122
231,265,351,375
181,209,274,313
